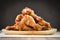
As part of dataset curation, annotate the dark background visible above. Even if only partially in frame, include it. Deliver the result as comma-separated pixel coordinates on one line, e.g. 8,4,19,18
0,0,60,31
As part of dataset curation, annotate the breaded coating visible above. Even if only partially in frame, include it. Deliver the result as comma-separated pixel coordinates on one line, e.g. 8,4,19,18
5,7,51,31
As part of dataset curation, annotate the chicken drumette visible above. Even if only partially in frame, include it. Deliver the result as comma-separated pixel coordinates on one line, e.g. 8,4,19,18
5,7,51,31
21,7,51,30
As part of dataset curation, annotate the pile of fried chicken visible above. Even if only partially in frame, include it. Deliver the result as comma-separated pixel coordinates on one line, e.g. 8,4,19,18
5,7,51,31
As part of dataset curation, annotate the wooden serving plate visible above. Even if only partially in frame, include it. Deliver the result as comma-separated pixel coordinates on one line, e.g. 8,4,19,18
2,28,57,35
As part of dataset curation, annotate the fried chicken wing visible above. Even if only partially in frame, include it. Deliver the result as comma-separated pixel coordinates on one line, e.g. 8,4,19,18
22,7,51,30
22,7,36,17
5,26,18,31
19,15,42,31
5,7,52,31
15,14,23,24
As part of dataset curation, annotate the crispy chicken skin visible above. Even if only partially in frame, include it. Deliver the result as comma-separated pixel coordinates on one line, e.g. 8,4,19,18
21,7,51,30
5,7,51,31
19,15,42,31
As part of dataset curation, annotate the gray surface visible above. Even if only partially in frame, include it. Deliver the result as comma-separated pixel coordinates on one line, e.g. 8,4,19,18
0,37,60,40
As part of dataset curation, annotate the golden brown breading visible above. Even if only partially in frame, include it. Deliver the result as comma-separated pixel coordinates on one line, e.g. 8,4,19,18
33,16,51,30
19,15,42,31
5,26,12,30
5,24,19,31
22,7,36,17
21,7,51,30
5,7,51,31
15,14,22,24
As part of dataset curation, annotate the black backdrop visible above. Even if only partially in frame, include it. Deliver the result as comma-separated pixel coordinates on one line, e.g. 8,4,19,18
0,0,60,31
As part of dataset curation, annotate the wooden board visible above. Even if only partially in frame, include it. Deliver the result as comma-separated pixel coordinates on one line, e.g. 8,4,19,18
2,28,57,35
